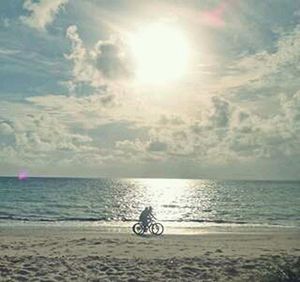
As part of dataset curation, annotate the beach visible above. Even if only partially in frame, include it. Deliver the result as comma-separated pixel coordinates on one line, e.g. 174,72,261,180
0,177,299,281
0,225,299,281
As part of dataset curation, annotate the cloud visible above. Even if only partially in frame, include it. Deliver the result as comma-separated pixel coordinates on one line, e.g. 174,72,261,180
14,114,95,153
65,25,103,89
210,97,230,128
23,85,300,169
65,25,132,95
94,40,133,80
220,24,300,91
0,121,14,135
115,139,166,163
111,88,300,168
147,140,168,152
21,0,68,31
0,101,105,170
25,93,133,130
0,48,19,56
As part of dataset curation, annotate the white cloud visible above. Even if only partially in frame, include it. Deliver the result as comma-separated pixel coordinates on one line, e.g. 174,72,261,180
111,88,300,167
26,93,130,129
21,0,68,31
0,121,14,135
219,25,300,90
65,25,132,94
16,114,95,153
21,84,300,168
0,48,20,56
65,25,104,89
0,101,105,169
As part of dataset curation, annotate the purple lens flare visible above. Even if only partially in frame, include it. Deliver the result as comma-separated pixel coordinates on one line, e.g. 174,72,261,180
18,170,28,180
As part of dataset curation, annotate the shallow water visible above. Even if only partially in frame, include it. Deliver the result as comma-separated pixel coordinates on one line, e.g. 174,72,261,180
0,177,299,227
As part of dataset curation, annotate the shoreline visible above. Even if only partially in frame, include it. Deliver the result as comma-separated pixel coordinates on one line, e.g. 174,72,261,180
0,225,299,281
1,219,299,235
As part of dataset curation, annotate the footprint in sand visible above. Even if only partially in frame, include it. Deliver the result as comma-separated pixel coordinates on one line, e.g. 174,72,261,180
181,266,201,274
225,267,239,276
14,275,28,282
17,269,30,276
242,264,256,269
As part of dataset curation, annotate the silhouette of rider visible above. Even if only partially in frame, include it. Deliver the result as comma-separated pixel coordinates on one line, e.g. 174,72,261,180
139,207,149,227
139,206,157,228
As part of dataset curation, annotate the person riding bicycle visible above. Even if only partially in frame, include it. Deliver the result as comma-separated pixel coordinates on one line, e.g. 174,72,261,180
139,206,156,228
134,206,163,235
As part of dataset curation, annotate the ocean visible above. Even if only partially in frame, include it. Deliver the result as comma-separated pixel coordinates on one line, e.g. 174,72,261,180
0,177,299,228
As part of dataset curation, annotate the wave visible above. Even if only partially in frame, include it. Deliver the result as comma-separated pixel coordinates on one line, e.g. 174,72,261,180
0,214,249,225
0,215,107,222
166,219,248,224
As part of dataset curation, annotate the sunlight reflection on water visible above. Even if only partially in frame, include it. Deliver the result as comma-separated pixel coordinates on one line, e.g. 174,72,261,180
122,178,217,222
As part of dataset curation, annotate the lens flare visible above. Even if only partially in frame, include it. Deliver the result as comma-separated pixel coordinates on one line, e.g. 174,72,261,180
18,170,28,180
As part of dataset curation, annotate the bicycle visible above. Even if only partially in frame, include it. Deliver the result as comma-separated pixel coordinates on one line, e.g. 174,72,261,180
132,220,164,236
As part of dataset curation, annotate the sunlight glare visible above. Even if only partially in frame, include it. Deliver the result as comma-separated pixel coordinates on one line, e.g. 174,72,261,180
129,23,190,85
134,178,190,211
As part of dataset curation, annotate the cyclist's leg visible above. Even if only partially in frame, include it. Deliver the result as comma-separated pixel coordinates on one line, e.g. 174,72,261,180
141,219,147,229
146,218,151,230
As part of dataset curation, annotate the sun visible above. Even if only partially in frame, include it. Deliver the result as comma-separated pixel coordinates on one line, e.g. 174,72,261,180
129,22,190,85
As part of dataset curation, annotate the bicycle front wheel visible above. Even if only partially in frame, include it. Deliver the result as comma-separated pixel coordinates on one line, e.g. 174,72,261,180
150,223,164,235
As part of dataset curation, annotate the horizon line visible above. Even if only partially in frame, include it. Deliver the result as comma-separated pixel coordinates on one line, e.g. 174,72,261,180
0,175,299,182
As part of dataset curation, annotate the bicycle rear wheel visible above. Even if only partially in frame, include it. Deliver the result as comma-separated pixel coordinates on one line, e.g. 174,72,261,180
150,223,164,235
132,222,145,235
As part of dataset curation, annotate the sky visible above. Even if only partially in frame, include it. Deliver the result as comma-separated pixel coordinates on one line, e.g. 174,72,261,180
0,0,300,180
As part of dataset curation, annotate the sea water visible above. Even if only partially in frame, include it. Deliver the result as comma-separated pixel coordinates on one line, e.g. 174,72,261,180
0,177,299,228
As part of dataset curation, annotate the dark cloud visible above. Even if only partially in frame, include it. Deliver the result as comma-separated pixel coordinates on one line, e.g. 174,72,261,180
147,141,168,152
100,94,115,107
159,115,185,126
210,96,230,128
95,41,133,80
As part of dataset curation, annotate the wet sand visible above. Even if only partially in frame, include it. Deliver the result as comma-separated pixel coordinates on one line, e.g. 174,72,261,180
0,226,299,281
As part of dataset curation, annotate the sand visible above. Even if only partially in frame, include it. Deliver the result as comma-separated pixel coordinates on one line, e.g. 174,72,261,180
0,225,299,281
